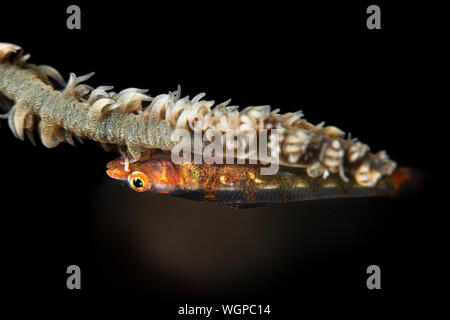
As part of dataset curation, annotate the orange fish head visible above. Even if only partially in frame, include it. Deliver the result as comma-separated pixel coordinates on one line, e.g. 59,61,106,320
106,157,180,193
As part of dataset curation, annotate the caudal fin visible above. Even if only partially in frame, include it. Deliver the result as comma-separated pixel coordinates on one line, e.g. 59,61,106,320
392,167,429,197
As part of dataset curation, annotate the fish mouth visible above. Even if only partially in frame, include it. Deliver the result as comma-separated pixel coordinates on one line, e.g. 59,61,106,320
106,160,128,180
106,168,122,180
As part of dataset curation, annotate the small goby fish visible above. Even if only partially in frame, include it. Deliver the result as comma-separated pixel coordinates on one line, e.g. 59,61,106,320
106,156,421,206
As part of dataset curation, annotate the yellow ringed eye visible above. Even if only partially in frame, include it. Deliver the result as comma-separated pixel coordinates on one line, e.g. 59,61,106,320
127,171,150,192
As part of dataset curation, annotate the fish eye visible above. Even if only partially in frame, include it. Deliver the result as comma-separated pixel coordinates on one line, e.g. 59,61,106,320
127,171,150,192
132,177,143,188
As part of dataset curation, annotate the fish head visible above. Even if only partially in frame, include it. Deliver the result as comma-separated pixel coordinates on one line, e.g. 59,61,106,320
106,157,180,193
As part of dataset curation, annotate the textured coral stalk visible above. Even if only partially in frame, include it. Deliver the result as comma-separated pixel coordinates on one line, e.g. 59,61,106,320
0,42,396,187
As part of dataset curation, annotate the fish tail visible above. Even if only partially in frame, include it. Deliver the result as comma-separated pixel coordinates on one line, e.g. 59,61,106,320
285,167,426,203
391,167,428,197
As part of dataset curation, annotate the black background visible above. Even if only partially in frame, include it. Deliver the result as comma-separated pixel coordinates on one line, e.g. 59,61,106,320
0,1,442,318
